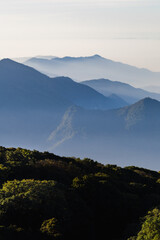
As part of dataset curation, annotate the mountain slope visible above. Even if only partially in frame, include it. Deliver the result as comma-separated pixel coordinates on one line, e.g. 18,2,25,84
1,58,160,169
82,78,160,104
0,58,128,150
25,55,160,87
0,59,127,111
0,59,71,149
47,76,128,110
48,98,160,169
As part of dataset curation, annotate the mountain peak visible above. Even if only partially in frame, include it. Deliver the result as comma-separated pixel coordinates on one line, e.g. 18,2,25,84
53,55,103,61
0,58,16,64
136,97,159,106
92,54,102,58
1,58,12,61
118,97,160,128
0,58,25,69
124,97,160,114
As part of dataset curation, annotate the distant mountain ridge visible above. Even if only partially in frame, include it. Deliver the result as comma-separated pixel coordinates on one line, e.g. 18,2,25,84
12,56,56,64
49,97,160,169
82,78,160,104
0,58,128,150
0,58,126,111
25,55,160,87
50,97,160,141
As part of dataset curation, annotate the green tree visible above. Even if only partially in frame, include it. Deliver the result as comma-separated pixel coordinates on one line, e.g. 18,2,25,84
40,218,62,239
0,179,68,228
136,208,160,240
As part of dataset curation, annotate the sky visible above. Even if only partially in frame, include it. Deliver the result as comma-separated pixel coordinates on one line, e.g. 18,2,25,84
0,0,160,71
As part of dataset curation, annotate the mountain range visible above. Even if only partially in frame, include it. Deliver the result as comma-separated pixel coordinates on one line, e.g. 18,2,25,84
0,58,127,149
49,98,160,170
82,78,160,104
0,58,127,111
0,58,160,169
24,55,160,88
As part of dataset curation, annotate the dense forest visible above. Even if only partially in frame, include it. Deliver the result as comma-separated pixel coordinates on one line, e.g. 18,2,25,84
0,147,160,239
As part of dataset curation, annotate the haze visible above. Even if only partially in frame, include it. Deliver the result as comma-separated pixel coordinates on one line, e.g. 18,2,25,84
0,0,160,71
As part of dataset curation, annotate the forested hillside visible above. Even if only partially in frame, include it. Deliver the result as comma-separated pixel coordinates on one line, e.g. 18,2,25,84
0,146,160,240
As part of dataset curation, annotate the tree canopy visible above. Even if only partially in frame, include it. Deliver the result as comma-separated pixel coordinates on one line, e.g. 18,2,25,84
0,146,160,239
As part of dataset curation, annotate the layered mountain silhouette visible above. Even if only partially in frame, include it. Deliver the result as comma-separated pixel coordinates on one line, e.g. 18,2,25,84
49,98,160,170
0,58,127,150
25,55,160,87
0,59,69,149
0,58,160,169
0,59,127,111
82,79,160,104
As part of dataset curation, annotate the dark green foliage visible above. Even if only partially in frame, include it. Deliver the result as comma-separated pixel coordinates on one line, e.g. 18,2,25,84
0,179,68,227
40,218,65,239
0,146,160,239
128,207,160,240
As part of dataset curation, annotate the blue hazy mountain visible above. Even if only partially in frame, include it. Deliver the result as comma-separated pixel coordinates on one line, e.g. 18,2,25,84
0,58,127,111
0,59,71,149
46,76,128,110
0,58,128,150
81,78,160,104
1,58,160,169
48,98,160,170
25,55,160,87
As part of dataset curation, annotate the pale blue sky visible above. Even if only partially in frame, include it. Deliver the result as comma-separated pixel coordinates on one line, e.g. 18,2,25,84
0,0,160,71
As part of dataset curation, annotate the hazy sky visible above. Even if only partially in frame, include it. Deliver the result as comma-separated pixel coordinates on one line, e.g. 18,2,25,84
0,0,160,71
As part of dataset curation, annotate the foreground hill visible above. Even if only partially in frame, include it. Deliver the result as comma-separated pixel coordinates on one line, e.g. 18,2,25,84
49,98,160,169
0,146,160,240
82,78,160,104
25,55,160,87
